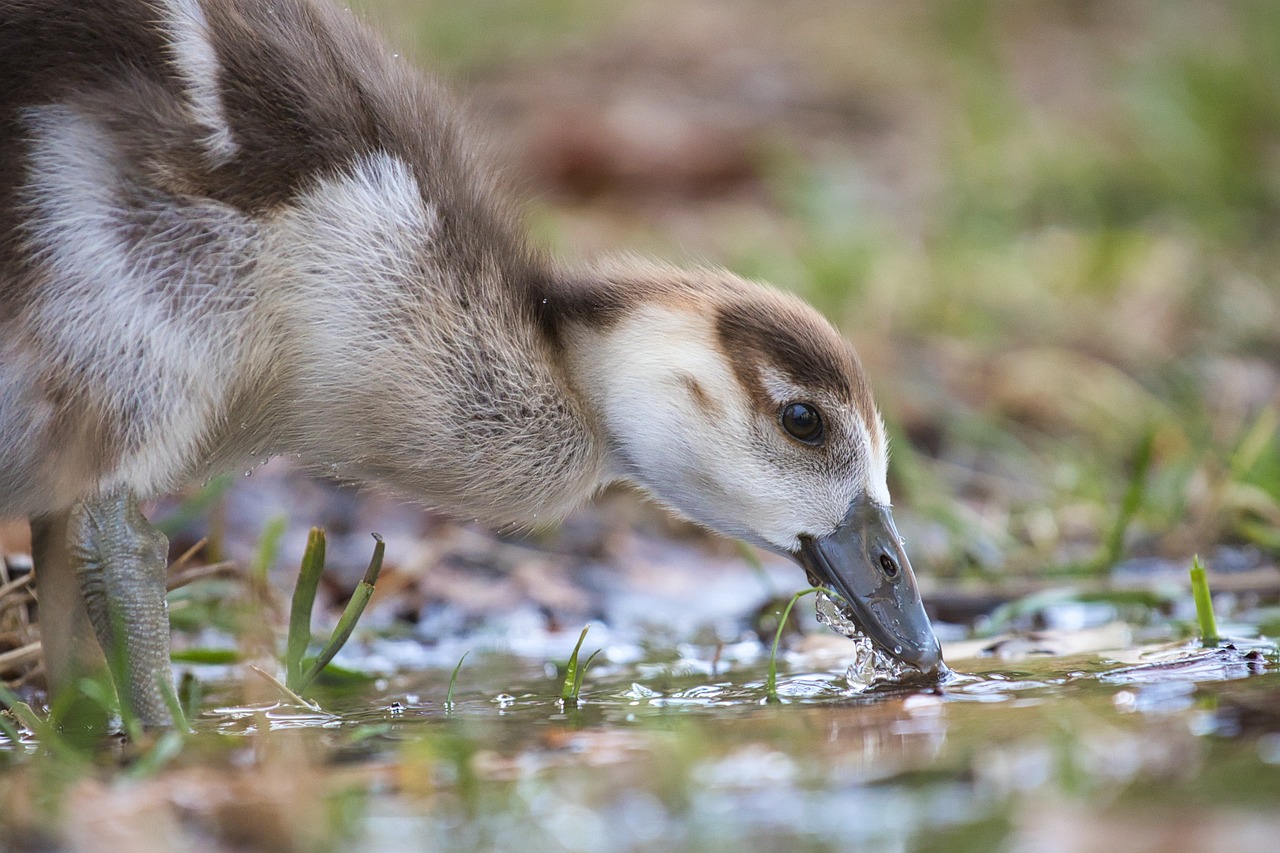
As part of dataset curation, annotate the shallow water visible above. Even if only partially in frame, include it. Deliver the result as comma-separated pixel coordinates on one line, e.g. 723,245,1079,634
3,560,1279,853
165,626,1280,853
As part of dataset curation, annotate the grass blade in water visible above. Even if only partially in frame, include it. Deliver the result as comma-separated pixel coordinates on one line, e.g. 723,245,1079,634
574,649,602,700
286,528,326,690
298,533,385,693
158,672,189,732
446,651,470,709
561,625,600,704
1191,555,1220,647
766,587,822,702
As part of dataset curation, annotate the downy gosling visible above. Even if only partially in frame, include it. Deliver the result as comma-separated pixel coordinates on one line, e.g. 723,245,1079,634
0,0,943,726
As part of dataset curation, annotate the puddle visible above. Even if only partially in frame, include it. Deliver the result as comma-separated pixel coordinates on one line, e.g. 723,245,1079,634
3,572,1279,851
104,623,1268,852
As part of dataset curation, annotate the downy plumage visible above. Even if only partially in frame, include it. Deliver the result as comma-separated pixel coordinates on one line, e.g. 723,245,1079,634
0,0,942,724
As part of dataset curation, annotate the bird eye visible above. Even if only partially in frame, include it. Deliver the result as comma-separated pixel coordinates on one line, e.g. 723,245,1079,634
780,402,823,444
879,552,900,579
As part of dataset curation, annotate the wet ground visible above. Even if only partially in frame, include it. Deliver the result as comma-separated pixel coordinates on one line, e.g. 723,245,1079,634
20,624,1274,852
5,488,1277,853
347,646,1280,853
268,629,1280,852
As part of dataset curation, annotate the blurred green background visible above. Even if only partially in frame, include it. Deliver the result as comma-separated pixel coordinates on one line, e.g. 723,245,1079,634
352,0,1280,580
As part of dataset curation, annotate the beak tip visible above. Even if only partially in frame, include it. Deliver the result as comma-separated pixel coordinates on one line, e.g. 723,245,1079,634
910,639,945,675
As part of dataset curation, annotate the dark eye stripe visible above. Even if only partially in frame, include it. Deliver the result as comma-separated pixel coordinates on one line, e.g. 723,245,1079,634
780,402,823,444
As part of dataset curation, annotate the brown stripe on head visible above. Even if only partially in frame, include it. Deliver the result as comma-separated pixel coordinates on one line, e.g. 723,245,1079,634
539,258,882,437
532,257,701,347
713,283,876,420
678,373,724,419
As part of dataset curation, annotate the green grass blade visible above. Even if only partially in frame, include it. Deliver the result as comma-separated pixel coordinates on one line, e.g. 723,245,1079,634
1097,429,1155,573
446,651,470,709
1190,555,1220,647
76,675,139,741
170,648,241,665
9,703,56,749
253,515,289,586
0,711,21,747
765,586,824,702
158,672,189,733
127,729,186,780
179,672,203,723
560,625,591,703
0,684,38,741
571,649,602,701
297,534,385,693
0,684,76,760
286,528,327,690
1229,404,1279,479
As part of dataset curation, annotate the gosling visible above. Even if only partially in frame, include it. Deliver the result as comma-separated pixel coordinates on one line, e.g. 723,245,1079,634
0,0,942,726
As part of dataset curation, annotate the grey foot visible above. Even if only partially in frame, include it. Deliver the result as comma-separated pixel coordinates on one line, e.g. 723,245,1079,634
69,489,175,727
31,511,108,712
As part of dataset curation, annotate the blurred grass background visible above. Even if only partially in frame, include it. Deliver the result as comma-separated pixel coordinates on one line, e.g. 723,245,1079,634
349,0,1280,581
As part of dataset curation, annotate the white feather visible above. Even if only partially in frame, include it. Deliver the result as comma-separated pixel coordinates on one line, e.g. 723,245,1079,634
21,103,257,499
567,305,860,553
154,0,238,162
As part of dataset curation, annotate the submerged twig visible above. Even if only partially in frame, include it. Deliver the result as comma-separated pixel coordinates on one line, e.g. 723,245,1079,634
249,664,321,711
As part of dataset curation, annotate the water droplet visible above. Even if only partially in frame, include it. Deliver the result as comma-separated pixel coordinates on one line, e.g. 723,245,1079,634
243,470,252,477
894,645,903,655
622,683,659,700
815,592,861,639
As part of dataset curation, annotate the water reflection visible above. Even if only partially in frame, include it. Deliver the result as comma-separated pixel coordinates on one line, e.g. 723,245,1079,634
10,626,1272,852
1099,641,1272,685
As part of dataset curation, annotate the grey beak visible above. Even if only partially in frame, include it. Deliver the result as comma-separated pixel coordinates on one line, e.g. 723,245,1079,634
795,499,943,673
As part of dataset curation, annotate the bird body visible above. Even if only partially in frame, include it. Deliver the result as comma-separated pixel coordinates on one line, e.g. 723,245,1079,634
1,0,598,526
0,0,941,724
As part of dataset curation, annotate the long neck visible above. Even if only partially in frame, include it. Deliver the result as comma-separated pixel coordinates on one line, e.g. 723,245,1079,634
535,263,704,488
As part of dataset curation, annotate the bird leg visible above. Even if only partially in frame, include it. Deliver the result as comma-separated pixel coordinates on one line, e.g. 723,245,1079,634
31,509,109,717
67,488,175,727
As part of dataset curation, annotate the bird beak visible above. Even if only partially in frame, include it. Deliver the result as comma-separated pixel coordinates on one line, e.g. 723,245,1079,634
795,498,943,674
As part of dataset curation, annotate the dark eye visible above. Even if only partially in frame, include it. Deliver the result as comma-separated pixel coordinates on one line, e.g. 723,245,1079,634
879,552,900,579
780,402,823,444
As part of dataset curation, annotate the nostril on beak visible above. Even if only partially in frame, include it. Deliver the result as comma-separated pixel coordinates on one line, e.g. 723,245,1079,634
878,551,899,578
